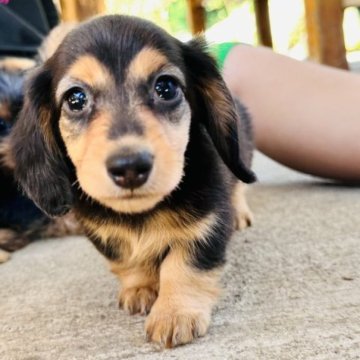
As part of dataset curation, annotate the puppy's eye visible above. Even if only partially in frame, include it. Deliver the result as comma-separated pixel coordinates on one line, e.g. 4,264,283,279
154,76,180,101
65,87,88,112
0,117,10,135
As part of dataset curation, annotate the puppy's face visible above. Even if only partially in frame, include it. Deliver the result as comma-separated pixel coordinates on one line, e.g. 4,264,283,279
56,49,190,214
10,15,255,217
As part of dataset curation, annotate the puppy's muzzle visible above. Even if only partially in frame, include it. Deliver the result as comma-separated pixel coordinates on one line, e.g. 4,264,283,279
106,150,154,190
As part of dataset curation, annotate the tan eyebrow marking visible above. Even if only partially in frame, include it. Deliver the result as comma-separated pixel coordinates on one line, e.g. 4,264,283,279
127,47,186,86
56,55,114,102
67,55,112,87
127,48,168,80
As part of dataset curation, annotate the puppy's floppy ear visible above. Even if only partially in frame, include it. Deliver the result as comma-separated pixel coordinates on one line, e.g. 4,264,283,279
10,65,74,216
182,38,256,183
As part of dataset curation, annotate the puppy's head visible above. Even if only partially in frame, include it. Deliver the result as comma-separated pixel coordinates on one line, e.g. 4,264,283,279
10,15,255,217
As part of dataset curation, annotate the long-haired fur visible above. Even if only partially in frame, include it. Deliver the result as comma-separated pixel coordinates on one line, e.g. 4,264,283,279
9,15,255,347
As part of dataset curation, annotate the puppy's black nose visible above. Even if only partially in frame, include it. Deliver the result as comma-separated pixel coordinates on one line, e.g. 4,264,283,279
106,151,153,189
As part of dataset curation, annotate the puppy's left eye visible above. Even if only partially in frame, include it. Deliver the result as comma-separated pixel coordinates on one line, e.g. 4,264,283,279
154,76,180,101
65,87,88,112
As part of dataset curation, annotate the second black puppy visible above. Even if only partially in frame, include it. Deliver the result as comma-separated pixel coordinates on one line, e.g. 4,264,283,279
10,15,255,347
0,68,80,260
0,70,45,254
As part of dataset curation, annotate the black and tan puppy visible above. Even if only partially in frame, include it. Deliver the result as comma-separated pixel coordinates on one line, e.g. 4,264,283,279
10,15,255,347
0,69,34,260
0,24,79,262
0,66,80,263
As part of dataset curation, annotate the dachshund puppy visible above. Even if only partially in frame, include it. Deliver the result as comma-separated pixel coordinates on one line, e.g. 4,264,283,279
10,15,255,347
0,23,81,263
0,69,32,262
0,66,80,263
0,24,80,263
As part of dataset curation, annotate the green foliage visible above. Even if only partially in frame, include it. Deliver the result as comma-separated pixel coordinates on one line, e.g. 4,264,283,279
167,0,188,34
105,0,251,37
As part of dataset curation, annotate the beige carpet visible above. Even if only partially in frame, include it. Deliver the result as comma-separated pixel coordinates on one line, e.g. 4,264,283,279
1,153,360,359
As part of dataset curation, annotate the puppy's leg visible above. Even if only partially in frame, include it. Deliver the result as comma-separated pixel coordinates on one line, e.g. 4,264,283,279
232,181,254,230
41,212,82,238
0,229,30,252
145,249,220,348
111,263,159,316
0,249,10,263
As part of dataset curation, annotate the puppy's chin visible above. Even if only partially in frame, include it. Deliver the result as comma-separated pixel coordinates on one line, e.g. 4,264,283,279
97,193,166,214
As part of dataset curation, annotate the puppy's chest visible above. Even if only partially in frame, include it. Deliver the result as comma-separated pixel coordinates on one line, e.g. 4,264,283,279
82,209,216,266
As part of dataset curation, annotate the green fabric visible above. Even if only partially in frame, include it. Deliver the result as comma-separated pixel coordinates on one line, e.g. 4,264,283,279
210,42,238,70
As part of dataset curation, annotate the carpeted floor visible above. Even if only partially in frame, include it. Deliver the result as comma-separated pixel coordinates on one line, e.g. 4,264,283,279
1,153,359,359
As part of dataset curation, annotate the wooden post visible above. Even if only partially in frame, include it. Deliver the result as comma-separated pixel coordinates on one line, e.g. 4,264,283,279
254,0,273,47
59,0,105,22
304,0,348,69
187,0,206,35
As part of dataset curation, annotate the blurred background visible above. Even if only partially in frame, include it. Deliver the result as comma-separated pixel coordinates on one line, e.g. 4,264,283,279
1,0,360,70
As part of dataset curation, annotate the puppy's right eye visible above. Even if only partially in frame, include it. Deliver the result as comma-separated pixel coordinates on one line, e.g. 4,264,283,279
65,87,88,112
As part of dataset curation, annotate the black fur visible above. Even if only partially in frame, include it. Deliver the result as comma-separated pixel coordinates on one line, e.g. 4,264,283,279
88,233,121,261
0,70,48,239
108,110,144,139
0,69,66,254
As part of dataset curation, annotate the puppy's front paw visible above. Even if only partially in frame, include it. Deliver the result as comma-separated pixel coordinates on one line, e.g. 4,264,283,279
145,307,210,348
234,205,254,230
232,182,254,230
0,229,29,252
0,249,11,264
119,286,158,315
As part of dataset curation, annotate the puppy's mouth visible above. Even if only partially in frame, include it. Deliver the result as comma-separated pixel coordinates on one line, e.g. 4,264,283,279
99,190,166,214
118,192,151,200
104,190,162,201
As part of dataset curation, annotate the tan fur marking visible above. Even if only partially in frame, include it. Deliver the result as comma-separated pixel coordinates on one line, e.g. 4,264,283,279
127,48,168,80
0,102,11,120
82,211,217,267
145,249,221,348
60,111,109,167
66,55,113,89
232,181,253,230
0,57,36,72
0,103,14,168
110,264,159,315
0,249,10,264
0,137,15,169
39,107,60,153
60,111,117,197
0,229,29,252
202,79,236,135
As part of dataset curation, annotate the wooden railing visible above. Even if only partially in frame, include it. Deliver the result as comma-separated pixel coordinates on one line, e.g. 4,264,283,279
59,0,358,69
